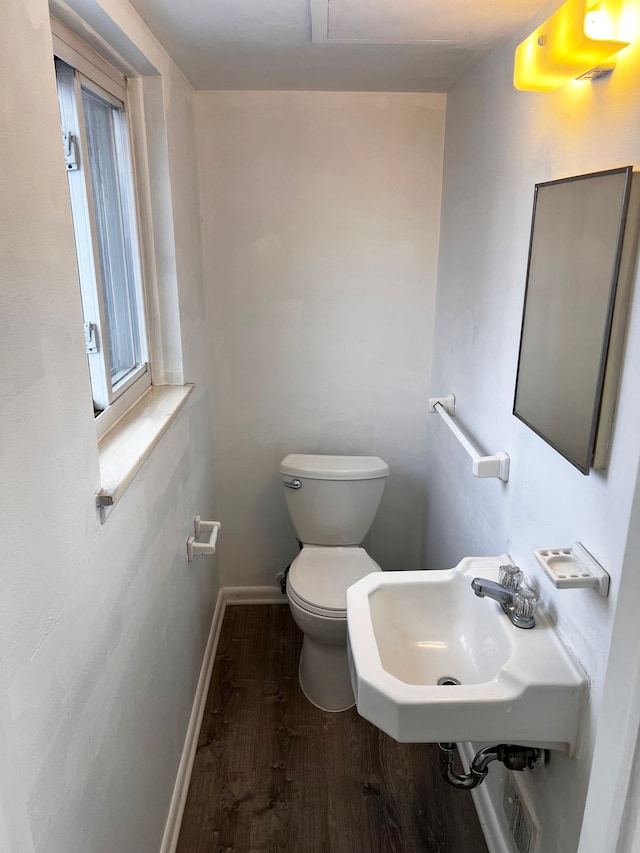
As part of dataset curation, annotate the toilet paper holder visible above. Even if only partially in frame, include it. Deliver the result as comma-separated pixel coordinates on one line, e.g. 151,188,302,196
187,516,221,562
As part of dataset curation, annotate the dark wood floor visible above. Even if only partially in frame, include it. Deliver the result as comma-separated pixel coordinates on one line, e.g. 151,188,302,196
177,604,489,853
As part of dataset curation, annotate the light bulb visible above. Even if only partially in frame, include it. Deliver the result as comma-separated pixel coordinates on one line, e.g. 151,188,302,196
585,8,613,39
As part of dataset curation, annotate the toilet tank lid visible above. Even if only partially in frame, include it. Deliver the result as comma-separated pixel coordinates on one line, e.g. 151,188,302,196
280,454,390,480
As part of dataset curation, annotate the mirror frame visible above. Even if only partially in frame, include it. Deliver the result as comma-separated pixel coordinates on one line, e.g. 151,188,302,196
513,166,634,474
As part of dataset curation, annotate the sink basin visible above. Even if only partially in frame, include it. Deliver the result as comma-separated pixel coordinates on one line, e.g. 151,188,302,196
346,556,587,754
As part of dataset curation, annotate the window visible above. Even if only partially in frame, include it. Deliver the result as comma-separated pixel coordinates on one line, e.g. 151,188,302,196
53,25,150,432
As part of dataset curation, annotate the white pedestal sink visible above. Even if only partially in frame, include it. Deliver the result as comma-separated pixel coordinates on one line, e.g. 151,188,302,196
346,556,587,755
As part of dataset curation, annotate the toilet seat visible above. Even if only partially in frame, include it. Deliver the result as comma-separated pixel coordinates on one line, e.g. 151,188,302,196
287,546,381,617
287,585,348,619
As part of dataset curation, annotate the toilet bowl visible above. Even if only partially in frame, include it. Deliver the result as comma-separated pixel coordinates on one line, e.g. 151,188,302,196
280,454,389,712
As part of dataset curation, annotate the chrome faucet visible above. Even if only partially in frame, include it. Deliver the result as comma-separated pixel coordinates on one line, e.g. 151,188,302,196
471,576,537,629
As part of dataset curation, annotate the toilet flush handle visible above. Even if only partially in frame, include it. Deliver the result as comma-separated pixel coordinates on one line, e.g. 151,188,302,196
283,478,302,490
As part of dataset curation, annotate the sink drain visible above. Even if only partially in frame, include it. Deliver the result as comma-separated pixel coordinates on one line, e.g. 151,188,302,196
437,676,461,686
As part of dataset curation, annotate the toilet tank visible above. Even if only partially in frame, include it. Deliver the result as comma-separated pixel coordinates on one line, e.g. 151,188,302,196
280,454,390,546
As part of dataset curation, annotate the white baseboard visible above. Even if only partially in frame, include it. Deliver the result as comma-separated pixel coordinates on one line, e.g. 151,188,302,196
159,586,287,853
223,585,285,605
159,589,226,853
458,742,512,853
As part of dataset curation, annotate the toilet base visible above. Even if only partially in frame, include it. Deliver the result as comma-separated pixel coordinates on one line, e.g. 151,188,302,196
298,633,355,712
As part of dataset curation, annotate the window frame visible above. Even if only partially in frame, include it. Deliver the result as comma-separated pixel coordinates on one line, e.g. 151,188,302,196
53,20,151,438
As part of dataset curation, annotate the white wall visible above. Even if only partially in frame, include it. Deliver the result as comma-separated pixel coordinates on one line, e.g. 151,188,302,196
427,4,640,851
0,1,217,851
196,90,446,585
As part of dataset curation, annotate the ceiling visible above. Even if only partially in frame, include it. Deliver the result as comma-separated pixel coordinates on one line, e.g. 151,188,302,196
126,0,553,92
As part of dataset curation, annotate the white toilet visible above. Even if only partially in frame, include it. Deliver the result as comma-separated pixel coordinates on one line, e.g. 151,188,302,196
280,453,390,712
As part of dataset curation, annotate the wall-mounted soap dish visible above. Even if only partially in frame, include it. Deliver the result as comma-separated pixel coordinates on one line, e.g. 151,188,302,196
534,541,610,597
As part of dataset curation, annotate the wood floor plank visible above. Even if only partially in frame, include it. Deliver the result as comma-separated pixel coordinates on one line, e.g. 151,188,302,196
177,604,489,853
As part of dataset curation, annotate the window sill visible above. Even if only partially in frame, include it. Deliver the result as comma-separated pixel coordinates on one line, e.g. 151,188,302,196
95,368,151,441
96,383,194,522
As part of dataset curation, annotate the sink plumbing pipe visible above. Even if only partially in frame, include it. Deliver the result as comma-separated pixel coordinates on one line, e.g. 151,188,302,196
438,742,547,790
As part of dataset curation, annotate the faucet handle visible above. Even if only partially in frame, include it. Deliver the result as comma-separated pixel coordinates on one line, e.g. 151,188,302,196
499,564,523,590
513,588,538,626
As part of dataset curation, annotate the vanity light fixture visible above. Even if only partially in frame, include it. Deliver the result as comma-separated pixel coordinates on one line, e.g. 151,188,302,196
514,0,629,91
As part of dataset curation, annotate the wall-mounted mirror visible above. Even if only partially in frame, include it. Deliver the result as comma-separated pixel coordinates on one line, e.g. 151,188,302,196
513,166,638,474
